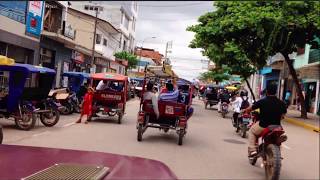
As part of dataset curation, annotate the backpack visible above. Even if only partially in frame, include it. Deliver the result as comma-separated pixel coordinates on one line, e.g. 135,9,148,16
240,96,250,109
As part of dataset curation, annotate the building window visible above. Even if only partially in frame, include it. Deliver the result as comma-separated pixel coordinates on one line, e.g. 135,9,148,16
96,34,101,44
89,6,94,10
103,38,107,46
120,12,124,24
132,17,135,31
84,5,89,10
119,35,122,48
123,15,129,29
123,40,127,51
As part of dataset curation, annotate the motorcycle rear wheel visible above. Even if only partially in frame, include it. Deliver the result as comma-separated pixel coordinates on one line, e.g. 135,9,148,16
40,109,60,127
265,144,281,180
0,126,3,144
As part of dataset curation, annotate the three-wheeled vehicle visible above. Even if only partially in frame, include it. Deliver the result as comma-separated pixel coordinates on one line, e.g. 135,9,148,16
130,77,144,97
136,66,193,145
54,72,91,114
204,84,219,109
0,61,60,130
91,73,128,124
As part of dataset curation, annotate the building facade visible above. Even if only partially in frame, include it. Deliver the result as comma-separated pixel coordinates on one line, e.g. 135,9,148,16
70,1,138,53
0,1,44,65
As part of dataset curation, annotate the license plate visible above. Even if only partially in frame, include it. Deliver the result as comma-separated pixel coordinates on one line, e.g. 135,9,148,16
243,118,251,123
165,106,174,114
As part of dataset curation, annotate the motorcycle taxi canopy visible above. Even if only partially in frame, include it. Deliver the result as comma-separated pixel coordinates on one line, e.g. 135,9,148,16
91,73,128,81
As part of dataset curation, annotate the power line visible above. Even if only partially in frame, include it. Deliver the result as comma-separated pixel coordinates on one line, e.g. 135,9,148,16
138,17,197,21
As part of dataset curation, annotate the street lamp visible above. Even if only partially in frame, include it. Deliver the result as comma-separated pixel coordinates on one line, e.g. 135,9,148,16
138,36,156,72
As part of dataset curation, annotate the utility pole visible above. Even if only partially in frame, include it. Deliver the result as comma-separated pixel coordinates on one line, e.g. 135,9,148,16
90,6,99,73
164,41,172,64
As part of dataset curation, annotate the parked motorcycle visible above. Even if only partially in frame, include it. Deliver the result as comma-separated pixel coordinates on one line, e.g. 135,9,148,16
220,102,229,118
249,125,287,180
57,92,80,115
33,98,62,127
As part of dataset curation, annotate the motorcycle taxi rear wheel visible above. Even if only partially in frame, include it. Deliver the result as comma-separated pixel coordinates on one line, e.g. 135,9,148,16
0,126,3,144
178,129,185,146
118,113,123,124
137,124,143,141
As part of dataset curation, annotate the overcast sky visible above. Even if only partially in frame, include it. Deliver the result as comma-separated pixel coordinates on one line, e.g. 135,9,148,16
135,1,214,81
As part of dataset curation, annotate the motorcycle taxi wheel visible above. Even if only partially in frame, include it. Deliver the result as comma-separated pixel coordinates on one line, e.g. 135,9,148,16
15,111,37,131
40,108,60,127
178,129,185,146
137,124,143,142
118,112,123,124
265,144,282,180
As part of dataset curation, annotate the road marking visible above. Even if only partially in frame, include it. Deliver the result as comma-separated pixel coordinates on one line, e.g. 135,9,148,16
63,122,76,127
282,144,291,150
32,131,50,137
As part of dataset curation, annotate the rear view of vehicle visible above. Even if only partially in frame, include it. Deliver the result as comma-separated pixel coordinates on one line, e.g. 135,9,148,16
204,86,219,109
249,125,287,180
220,102,229,118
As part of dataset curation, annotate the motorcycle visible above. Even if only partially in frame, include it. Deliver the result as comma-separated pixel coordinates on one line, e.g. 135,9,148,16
220,102,229,118
233,111,251,138
33,98,62,127
249,125,287,180
58,92,81,115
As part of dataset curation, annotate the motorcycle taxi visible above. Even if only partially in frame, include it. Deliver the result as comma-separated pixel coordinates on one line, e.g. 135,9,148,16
0,56,60,130
90,72,128,124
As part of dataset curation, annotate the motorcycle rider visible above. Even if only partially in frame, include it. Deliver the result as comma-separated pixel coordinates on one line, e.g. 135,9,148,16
231,90,250,127
245,84,287,157
218,89,230,112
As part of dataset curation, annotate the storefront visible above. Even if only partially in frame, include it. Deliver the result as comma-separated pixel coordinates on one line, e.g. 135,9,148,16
95,57,110,73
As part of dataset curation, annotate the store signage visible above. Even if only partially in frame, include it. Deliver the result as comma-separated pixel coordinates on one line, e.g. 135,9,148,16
72,50,84,64
26,1,44,37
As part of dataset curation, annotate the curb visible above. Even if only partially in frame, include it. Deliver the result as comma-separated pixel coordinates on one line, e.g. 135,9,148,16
284,117,320,133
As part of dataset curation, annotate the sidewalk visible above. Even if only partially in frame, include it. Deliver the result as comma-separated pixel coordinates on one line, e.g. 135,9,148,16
284,109,320,133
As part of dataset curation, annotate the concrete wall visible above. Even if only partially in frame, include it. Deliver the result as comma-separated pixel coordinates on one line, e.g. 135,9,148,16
67,9,95,50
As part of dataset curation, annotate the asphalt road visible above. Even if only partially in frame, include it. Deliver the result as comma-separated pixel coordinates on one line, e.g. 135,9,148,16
1,98,319,179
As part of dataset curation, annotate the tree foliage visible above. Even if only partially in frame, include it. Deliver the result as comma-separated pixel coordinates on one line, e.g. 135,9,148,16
187,1,320,117
199,65,231,83
114,51,138,70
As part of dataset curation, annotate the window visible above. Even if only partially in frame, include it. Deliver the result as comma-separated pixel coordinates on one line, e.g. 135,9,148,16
103,38,107,46
89,6,94,10
123,40,127,51
84,5,89,10
120,12,124,24
119,35,122,48
123,15,129,29
132,17,135,31
96,34,101,44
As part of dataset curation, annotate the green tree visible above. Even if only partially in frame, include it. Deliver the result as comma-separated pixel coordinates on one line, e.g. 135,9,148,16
199,65,231,84
114,51,138,75
188,1,320,118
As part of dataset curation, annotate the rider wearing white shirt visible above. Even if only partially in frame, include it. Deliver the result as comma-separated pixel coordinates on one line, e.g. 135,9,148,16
231,91,249,126
96,80,109,91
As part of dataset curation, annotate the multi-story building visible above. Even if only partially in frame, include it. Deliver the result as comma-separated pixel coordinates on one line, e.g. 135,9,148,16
131,47,163,77
246,45,319,115
70,1,138,53
0,1,44,65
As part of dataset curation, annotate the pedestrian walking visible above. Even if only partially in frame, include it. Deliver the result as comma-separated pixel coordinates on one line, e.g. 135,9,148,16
76,87,94,124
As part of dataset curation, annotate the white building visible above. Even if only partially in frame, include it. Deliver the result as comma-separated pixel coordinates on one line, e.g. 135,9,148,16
70,1,138,53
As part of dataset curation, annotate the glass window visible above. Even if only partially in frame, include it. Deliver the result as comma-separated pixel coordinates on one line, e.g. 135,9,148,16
89,6,94,10
96,34,101,44
84,5,89,10
103,38,107,46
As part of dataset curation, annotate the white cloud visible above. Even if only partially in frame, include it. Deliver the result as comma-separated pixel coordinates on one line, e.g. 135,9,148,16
135,1,214,80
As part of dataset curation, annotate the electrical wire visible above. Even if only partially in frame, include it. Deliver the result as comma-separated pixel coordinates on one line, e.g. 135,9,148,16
121,2,205,8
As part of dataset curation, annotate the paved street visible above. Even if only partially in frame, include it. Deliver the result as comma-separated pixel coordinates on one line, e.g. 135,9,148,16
1,98,319,179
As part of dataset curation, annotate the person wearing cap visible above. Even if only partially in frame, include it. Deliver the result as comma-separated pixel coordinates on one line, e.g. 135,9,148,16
76,87,95,124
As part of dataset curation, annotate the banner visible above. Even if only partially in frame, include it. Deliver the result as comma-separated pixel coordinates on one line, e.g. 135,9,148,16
26,1,44,37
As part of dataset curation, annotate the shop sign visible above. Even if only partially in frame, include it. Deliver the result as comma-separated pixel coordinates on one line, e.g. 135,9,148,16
26,1,44,37
72,50,84,64
63,22,75,40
